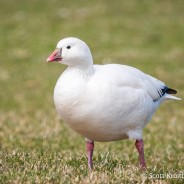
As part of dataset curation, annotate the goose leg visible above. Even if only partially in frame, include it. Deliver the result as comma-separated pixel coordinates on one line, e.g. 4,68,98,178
135,139,146,169
86,140,94,169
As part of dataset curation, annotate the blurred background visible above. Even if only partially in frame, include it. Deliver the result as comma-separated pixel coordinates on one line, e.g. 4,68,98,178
0,0,183,182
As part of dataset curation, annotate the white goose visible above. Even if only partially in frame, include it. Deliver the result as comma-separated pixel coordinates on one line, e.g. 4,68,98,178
47,37,180,169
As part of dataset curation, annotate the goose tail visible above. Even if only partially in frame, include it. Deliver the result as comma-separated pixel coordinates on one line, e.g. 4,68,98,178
165,88,181,100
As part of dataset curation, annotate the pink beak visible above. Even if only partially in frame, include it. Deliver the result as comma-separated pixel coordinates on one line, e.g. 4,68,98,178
47,49,62,62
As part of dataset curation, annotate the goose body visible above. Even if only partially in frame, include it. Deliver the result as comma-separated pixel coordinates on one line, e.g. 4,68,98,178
54,64,161,142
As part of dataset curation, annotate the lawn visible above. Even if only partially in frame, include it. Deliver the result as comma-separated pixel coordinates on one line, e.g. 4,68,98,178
0,0,184,183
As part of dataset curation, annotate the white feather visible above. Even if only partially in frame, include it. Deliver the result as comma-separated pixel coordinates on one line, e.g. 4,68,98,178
164,94,181,101
51,37,180,142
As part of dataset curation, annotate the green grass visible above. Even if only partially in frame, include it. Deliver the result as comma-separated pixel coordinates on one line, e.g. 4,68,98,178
0,0,184,183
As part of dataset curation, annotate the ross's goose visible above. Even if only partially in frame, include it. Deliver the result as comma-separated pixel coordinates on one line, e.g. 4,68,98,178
47,37,180,169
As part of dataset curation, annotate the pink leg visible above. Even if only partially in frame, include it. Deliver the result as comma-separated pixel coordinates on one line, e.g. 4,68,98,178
135,139,147,170
86,140,94,169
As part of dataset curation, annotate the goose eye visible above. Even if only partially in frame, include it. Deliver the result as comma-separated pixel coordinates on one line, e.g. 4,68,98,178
66,46,71,49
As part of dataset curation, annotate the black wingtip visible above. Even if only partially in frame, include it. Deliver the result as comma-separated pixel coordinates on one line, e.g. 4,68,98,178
166,88,177,94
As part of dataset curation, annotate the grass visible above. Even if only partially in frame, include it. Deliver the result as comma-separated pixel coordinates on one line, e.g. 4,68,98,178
0,0,184,183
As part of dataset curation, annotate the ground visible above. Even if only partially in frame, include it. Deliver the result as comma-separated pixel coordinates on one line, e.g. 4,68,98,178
0,0,184,183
